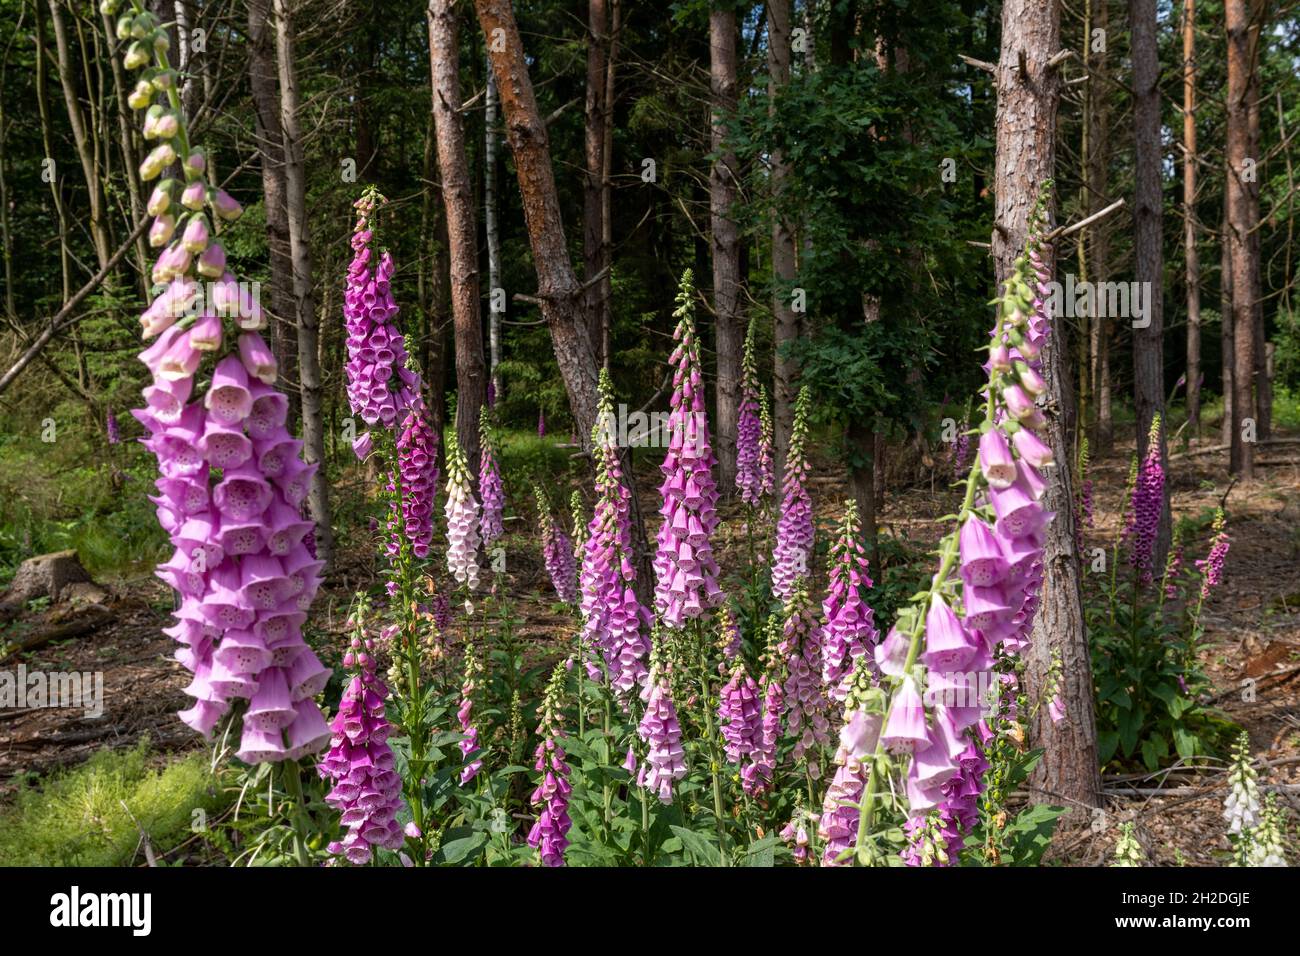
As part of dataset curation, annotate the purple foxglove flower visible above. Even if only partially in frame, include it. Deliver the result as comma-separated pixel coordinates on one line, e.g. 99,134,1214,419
537,489,578,604
457,647,484,785
580,371,652,697
820,501,879,701
527,665,572,866
393,406,439,558
1128,415,1166,585
758,386,775,499
149,213,176,248
881,675,927,753
181,215,209,253
105,408,120,445
318,632,407,864
718,664,762,765
1011,425,1054,469
211,189,243,221
238,332,277,384
742,674,782,796
771,387,814,602
537,408,545,437
637,674,687,804
818,704,881,867
653,272,723,626
780,583,832,763
735,320,765,506
342,200,421,430
478,414,505,548
1196,508,1230,600
181,180,205,211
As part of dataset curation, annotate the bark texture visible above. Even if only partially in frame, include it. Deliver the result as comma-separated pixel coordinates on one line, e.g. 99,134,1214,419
993,0,1100,825
767,0,799,486
274,0,333,562
429,0,486,473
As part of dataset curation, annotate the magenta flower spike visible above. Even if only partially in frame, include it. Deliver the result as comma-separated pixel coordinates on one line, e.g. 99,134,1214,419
779,583,831,764
819,692,882,866
120,14,330,762
1196,508,1230,600
478,412,505,548
580,371,652,696
652,271,723,627
392,405,439,559
535,486,578,604
718,662,762,766
342,192,421,441
771,387,814,602
757,386,775,500
637,671,687,804
735,319,766,506
457,646,483,785
318,626,407,864
820,501,879,701
527,664,572,866
1128,414,1165,585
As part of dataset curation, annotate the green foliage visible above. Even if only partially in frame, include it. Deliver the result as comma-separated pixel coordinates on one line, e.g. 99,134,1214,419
0,740,223,866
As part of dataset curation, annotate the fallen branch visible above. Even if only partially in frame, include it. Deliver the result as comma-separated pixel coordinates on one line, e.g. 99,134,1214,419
1044,198,1125,241
0,217,150,397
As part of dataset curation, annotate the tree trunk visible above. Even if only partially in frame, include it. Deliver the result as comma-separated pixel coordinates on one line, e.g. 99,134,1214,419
1130,0,1171,568
1226,0,1258,478
993,0,1100,824
274,0,333,562
1221,192,1235,446
474,0,600,449
1246,11,1269,442
768,0,799,486
1183,0,1202,436
47,0,110,271
249,0,299,423
485,64,502,398
599,0,620,370
709,8,742,492
429,0,486,474
582,0,608,368
1086,0,1112,454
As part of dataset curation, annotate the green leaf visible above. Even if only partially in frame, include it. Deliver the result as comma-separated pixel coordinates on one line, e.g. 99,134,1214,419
668,826,722,866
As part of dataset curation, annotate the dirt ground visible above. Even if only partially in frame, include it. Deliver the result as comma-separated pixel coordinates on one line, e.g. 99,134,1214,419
3,427,1297,865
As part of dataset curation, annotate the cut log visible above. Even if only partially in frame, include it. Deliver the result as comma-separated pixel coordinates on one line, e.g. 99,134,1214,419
1,549,92,609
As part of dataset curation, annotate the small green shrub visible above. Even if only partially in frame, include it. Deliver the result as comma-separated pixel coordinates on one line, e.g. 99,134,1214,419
0,739,223,866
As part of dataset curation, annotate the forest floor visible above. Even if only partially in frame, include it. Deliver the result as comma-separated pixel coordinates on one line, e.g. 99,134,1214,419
2,426,1298,866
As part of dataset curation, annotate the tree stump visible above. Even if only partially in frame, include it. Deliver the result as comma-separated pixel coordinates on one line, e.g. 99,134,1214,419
0,551,112,658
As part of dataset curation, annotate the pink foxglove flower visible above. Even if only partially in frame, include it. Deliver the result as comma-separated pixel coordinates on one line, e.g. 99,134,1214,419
758,386,775,499
342,193,421,439
819,691,882,866
318,628,407,864
478,412,505,548
718,663,762,766
457,645,483,785
779,583,831,764
527,664,572,866
1196,508,1230,599
443,433,481,590
1128,414,1165,585
637,671,686,804
536,487,578,604
771,387,814,601
580,371,652,695
735,319,765,506
392,406,439,559
652,271,723,627
106,407,120,445
123,20,330,761
820,501,879,701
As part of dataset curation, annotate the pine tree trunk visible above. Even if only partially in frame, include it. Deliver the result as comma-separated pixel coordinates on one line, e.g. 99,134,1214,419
993,0,1100,825
274,0,333,562
768,0,799,486
485,66,502,397
709,8,742,492
1221,193,1235,446
1183,0,1202,436
582,0,608,368
429,0,486,475
249,0,299,423
1246,16,1270,442
1130,0,1171,568
1226,0,1258,478
1087,0,1113,454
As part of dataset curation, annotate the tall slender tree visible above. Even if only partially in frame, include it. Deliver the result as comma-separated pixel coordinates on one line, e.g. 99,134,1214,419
429,0,486,473
274,0,332,561
1183,0,1202,434
768,0,798,484
1130,0,1170,564
993,0,1100,825
709,5,742,491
